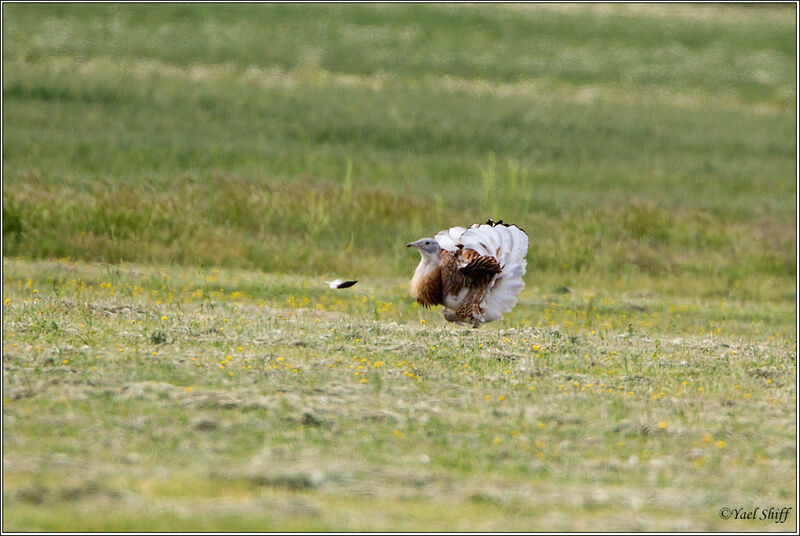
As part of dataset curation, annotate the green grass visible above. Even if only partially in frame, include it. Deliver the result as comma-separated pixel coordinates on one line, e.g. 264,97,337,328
2,4,796,281
2,258,796,531
2,3,797,532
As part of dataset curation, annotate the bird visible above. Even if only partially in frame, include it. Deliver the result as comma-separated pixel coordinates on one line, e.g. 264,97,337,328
325,279,358,289
406,219,529,327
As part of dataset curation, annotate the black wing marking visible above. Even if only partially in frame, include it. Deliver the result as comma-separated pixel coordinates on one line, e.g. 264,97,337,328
484,219,526,235
335,280,358,289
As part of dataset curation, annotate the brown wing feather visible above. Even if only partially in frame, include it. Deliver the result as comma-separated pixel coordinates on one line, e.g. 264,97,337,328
459,254,501,286
441,250,501,294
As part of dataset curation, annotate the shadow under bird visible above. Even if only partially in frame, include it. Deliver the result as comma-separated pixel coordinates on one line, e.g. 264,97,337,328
406,219,529,327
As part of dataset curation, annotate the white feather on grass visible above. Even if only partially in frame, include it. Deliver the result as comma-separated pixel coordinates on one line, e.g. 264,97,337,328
325,279,358,289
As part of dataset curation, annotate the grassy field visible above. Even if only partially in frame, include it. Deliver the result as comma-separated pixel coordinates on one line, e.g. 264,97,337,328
2,3,797,532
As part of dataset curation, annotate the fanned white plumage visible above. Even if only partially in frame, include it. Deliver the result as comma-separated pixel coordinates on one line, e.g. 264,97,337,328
460,225,499,258
493,224,513,265
433,222,529,323
434,226,466,252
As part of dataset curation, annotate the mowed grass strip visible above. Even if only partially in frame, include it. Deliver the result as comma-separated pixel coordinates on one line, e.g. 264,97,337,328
2,258,796,531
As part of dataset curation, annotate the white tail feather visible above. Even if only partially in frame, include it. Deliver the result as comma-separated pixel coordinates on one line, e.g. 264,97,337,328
460,226,495,257
493,224,512,263
478,276,525,323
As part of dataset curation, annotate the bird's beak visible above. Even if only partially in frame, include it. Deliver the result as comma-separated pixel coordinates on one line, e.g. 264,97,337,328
406,241,420,249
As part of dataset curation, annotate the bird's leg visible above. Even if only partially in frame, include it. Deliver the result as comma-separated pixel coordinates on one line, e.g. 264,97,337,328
442,308,459,323
468,286,489,322
453,287,486,324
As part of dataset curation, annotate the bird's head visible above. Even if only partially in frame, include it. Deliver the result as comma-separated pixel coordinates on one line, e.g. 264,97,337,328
406,237,441,260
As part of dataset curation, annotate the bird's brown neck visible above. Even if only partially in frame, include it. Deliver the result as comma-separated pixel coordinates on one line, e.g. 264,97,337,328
410,257,443,308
